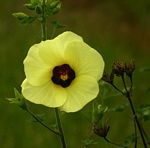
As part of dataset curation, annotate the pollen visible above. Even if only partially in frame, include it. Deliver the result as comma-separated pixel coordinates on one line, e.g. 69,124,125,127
60,74,68,81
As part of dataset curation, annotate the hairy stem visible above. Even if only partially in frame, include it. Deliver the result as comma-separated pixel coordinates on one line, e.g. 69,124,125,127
55,108,67,148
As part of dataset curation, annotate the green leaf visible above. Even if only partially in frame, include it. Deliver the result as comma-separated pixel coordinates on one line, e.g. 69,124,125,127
24,3,35,10
6,88,27,110
12,12,36,24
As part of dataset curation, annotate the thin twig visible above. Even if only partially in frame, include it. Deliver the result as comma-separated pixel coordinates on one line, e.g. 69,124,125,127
104,137,126,148
26,109,61,136
111,83,125,96
134,118,137,148
121,75,147,148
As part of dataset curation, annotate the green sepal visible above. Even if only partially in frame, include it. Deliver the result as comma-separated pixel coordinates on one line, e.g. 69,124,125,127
24,3,35,10
6,88,27,111
31,0,42,6
12,12,36,24
48,0,60,9
45,0,61,16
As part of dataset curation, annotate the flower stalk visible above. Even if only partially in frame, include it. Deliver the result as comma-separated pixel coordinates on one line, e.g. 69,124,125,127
103,61,148,147
121,75,147,148
55,108,67,148
26,108,61,136
41,0,47,41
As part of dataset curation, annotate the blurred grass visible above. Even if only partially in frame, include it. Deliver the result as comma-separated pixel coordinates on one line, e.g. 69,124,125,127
0,0,150,147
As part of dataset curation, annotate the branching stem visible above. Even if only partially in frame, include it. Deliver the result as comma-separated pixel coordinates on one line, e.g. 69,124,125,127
121,75,147,148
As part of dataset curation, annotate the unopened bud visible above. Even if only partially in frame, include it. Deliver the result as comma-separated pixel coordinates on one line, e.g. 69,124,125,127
125,60,135,77
93,123,110,138
112,62,125,76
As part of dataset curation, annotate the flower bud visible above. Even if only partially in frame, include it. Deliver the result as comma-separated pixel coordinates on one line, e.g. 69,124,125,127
125,60,135,77
24,3,35,10
112,62,125,76
93,123,110,138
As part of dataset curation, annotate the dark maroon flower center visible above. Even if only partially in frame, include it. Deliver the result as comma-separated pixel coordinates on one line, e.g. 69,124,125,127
51,64,75,88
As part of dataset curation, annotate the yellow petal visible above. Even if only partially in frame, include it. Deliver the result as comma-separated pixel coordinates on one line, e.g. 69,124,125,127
54,31,83,49
38,31,83,67
21,79,67,107
24,44,50,86
38,40,64,67
60,75,99,112
64,41,105,80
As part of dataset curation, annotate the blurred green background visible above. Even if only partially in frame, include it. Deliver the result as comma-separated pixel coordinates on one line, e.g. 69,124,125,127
0,0,150,147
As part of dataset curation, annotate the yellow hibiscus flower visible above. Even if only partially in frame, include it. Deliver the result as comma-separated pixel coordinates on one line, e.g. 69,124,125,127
21,31,104,112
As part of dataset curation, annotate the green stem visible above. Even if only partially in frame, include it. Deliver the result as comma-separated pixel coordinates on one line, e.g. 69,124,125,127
121,75,147,148
41,0,47,41
134,118,137,148
104,137,126,148
55,108,67,148
26,109,60,136
111,83,125,96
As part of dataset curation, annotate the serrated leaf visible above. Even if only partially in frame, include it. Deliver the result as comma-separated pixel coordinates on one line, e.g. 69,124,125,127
13,12,36,24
